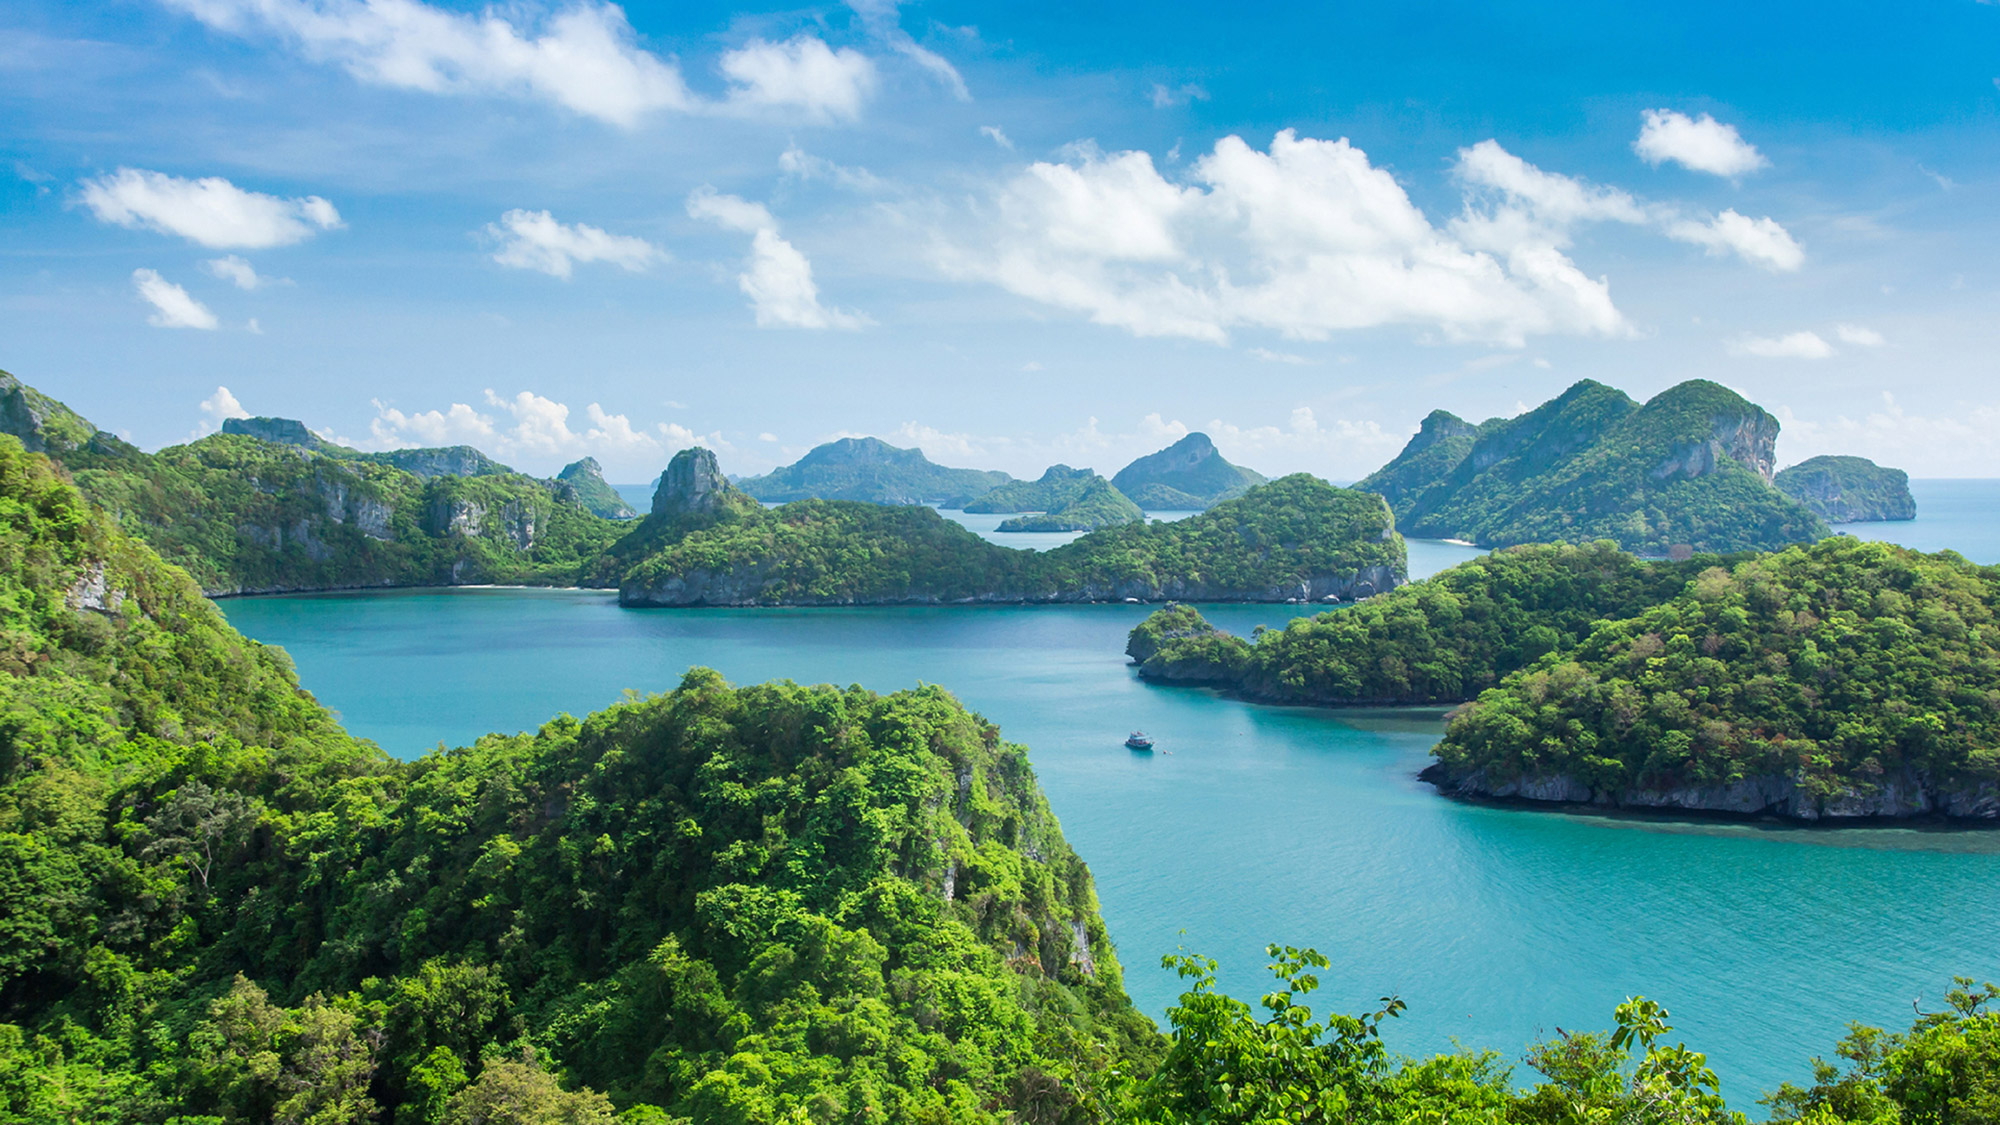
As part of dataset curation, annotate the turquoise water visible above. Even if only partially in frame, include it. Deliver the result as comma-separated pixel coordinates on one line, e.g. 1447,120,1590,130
1841,479,2000,564
221,586,2000,1110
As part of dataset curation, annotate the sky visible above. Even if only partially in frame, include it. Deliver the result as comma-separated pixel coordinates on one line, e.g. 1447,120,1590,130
3,0,1998,484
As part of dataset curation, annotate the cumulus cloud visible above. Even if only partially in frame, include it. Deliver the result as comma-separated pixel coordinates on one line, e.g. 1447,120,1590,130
940,131,1637,347
1664,209,1803,271
132,268,219,329
1634,109,1768,177
1730,331,1834,359
720,35,875,120
1836,323,1886,347
1454,141,1802,274
195,385,251,436
485,209,662,278
160,0,694,126
686,188,866,330
82,168,340,248
365,389,711,475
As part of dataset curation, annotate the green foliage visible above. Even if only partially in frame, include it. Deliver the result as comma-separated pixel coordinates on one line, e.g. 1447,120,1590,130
1434,537,2000,806
997,478,1146,533
1129,946,1745,1125
1128,541,1727,704
556,458,639,520
1358,379,1829,554
1776,456,1916,524
736,437,1012,505
1110,434,1265,510
617,474,1405,606
1768,978,2000,1124
966,465,1104,514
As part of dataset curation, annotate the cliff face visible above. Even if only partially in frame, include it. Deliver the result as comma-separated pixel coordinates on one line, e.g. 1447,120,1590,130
652,445,736,516
1649,409,1779,484
1775,455,1917,522
1421,763,2000,821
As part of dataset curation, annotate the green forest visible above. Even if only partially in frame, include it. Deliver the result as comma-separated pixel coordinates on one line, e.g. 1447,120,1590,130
617,472,1405,606
3,428,1993,1122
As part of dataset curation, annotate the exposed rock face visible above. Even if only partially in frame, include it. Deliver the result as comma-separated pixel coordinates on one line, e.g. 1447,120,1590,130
623,562,1401,608
652,446,735,517
1421,763,2000,821
555,456,638,519
1651,410,1780,484
224,416,327,449
65,561,124,613
423,498,537,550
375,446,502,479
1775,455,1916,522
316,476,394,540
1404,410,1478,456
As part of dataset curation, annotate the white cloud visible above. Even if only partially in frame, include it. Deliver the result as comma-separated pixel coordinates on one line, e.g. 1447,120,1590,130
778,145,887,192
941,131,1635,347
203,254,278,289
1455,140,1646,226
1149,82,1209,108
686,188,866,330
846,0,969,100
1730,331,1834,359
161,0,693,127
485,209,662,278
720,36,875,120
365,389,698,475
1836,323,1886,347
1664,209,1803,271
1634,109,1768,177
82,168,340,249
197,386,251,436
979,125,1013,150
132,268,219,329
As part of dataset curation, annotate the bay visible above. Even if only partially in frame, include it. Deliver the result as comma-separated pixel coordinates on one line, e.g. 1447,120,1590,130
221,586,2000,1111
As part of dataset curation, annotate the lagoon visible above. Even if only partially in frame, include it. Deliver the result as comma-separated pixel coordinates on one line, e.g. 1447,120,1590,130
221,576,2000,1110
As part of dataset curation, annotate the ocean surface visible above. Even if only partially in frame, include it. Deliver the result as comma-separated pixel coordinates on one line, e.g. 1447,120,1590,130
220,482,2000,1111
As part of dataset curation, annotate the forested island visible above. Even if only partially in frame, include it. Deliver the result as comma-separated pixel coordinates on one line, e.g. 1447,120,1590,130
1775,455,1917,523
1110,432,1266,509
615,449,1404,606
965,465,1147,531
1,427,1993,1121
735,435,1013,505
1130,537,2000,821
1356,379,1834,554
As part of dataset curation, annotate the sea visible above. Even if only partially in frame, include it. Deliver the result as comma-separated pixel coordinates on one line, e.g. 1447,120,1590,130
221,478,2000,1109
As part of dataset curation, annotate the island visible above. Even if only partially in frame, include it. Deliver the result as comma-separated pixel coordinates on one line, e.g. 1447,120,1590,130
1356,378,1830,554
617,448,1405,606
1110,431,1267,509
1775,454,1917,522
734,434,1013,505
1424,536,2000,819
995,475,1146,532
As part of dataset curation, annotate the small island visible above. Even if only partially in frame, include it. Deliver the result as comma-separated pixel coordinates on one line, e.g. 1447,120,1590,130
1775,454,1916,522
995,476,1146,532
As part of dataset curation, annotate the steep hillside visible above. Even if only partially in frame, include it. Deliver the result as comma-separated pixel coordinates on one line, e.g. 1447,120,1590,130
1776,454,1916,522
1359,379,1828,553
0,433,1159,1121
0,372,622,594
619,463,1404,606
1110,433,1266,509
554,456,638,519
965,463,1107,513
737,436,1013,505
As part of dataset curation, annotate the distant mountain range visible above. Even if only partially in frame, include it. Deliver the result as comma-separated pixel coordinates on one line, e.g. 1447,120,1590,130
735,436,1012,505
1111,432,1267,509
1356,378,1843,554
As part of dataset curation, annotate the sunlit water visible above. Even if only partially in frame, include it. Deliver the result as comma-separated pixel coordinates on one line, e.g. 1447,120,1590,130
220,479,1996,1110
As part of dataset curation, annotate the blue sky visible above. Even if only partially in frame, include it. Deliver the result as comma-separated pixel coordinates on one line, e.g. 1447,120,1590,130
3,0,1997,482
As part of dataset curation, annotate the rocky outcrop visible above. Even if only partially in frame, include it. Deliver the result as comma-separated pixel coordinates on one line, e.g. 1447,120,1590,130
1775,455,1916,522
652,446,736,517
424,497,537,550
1650,410,1780,484
374,445,503,479
1420,763,2000,821
64,561,124,614
224,416,328,450
316,475,394,540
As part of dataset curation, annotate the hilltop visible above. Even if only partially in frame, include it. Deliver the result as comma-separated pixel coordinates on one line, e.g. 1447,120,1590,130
1776,454,1916,522
996,476,1146,532
736,435,1013,505
1357,379,1828,553
554,455,638,519
1111,432,1267,509
619,454,1404,606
